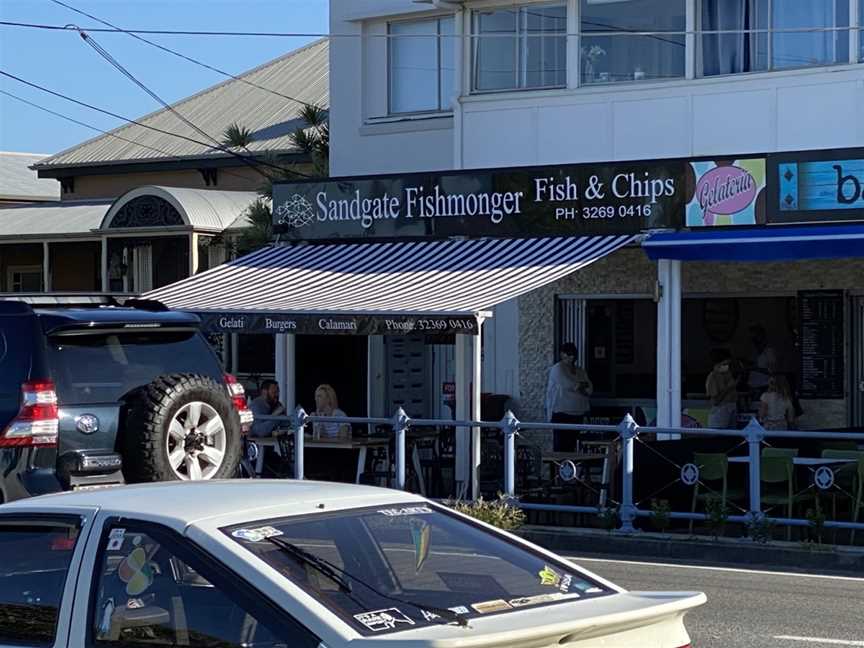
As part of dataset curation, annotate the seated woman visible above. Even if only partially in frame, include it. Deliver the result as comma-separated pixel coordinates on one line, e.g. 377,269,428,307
312,384,351,441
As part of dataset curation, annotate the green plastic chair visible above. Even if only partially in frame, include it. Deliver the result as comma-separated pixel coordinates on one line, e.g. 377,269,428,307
821,450,864,542
761,455,794,540
762,447,799,458
689,453,743,535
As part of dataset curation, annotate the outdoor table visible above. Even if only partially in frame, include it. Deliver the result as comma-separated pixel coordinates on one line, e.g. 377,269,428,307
727,457,854,466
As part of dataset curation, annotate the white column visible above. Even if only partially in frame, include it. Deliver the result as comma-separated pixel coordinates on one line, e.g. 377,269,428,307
471,317,483,500
42,241,50,292
655,259,682,438
454,333,471,498
275,334,296,412
189,232,199,276
101,238,109,293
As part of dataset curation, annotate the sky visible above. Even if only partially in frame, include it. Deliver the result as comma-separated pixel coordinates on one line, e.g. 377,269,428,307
0,0,328,155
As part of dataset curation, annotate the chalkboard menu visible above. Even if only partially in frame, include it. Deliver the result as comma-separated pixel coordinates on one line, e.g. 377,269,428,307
798,290,845,398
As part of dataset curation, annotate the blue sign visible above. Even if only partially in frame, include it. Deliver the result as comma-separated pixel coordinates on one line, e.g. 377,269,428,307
775,156,864,223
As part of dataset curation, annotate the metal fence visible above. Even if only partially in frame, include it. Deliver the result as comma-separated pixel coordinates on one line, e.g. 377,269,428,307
252,408,864,535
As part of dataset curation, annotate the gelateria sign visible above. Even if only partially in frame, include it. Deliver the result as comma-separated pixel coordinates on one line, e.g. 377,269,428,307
272,160,687,240
686,158,766,227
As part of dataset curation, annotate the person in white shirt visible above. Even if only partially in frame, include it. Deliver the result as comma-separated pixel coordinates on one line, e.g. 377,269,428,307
546,342,593,452
312,384,350,440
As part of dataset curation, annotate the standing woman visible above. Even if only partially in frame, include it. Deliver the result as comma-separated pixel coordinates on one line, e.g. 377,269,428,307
546,342,593,452
759,375,796,431
312,384,351,440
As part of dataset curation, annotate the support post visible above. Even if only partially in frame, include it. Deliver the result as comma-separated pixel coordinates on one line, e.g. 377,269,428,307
189,232,199,276
42,241,50,292
617,414,640,533
501,410,520,498
291,406,308,480
471,319,483,500
101,238,109,293
656,259,682,437
275,334,296,413
745,417,765,520
393,407,410,490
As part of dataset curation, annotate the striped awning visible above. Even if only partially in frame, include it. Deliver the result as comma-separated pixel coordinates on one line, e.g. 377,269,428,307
145,235,635,335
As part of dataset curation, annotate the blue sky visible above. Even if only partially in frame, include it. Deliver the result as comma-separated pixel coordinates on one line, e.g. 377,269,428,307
0,0,328,155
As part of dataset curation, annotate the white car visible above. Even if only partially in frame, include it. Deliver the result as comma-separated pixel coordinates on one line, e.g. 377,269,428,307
0,481,705,648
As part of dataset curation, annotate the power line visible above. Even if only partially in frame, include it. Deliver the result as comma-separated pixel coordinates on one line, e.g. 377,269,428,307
0,88,262,185
0,69,311,179
47,0,317,109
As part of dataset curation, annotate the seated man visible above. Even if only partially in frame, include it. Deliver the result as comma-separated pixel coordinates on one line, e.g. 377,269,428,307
249,379,285,438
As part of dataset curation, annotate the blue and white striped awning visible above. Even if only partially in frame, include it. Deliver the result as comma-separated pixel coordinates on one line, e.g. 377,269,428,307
146,235,635,335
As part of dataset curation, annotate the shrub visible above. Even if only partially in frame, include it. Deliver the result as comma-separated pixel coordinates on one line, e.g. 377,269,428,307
650,499,671,533
446,494,526,531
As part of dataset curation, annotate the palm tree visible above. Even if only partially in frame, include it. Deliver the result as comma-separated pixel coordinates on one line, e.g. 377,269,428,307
222,122,255,149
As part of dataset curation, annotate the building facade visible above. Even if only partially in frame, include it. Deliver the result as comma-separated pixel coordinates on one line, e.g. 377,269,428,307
326,0,864,434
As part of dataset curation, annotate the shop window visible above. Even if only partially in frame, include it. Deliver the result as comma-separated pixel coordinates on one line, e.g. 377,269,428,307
389,16,455,114
472,4,567,92
237,334,275,378
700,0,850,76
580,0,685,85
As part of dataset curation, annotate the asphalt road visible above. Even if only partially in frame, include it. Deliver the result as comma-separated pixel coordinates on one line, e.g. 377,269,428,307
567,556,864,648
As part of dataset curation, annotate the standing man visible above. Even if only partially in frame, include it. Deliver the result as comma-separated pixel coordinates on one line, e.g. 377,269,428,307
249,379,286,438
546,342,593,452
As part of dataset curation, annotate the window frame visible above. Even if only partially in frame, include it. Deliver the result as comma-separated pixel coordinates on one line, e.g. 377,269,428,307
696,0,856,78
7,265,43,293
0,513,85,648
85,518,320,648
470,2,569,94
387,14,456,116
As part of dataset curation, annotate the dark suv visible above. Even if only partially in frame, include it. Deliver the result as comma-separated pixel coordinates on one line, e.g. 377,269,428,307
0,296,252,503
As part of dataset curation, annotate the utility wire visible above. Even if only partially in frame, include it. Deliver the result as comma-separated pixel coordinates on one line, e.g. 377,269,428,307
47,0,317,109
0,87,261,185
0,69,310,179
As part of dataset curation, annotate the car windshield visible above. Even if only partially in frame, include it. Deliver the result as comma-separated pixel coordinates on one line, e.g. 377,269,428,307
47,330,221,404
224,503,613,636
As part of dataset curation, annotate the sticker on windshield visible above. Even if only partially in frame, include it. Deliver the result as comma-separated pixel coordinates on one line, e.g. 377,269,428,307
420,609,440,622
538,565,574,593
510,592,580,608
471,599,512,614
378,506,433,517
107,528,126,551
448,606,470,615
410,519,431,572
231,526,284,543
118,547,154,596
585,587,605,594
354,608,415,632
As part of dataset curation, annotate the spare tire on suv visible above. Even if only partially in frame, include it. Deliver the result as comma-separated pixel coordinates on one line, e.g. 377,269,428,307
122,373,242,483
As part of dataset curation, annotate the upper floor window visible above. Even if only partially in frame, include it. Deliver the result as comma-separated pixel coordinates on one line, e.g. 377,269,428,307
700,0,850,76
580,0,686,85
472,4,567,92
389,16,455,114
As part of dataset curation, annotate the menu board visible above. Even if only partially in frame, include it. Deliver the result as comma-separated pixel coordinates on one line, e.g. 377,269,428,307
798,291,845,398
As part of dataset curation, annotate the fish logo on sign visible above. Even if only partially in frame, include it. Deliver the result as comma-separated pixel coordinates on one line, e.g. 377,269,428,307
276,194,315,228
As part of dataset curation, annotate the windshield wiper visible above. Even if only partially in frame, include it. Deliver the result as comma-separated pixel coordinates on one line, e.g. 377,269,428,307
266,536,353,593
265,536,468,628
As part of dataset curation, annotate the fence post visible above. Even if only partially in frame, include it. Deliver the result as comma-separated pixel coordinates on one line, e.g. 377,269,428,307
291,406,308,480
501,410,520,499
617,414,640,533
392,407,410,490
744,417,765,524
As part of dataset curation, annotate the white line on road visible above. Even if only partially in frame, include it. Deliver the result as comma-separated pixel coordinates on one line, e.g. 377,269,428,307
773,636,864,646
567,556,864,582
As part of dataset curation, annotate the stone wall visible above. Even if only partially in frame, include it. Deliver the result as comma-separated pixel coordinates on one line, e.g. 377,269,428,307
517,252,864,434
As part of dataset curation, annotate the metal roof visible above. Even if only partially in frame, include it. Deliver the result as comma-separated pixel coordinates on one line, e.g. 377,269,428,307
0,152,60,201
103,185,259,232
0,186,258,238
34,39,329,170
0,199,111,238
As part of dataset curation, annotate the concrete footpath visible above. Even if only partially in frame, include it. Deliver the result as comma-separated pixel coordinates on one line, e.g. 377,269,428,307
518,526,864,576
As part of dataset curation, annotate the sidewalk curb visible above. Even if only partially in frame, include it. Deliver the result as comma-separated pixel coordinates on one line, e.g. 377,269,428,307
517,526,864,576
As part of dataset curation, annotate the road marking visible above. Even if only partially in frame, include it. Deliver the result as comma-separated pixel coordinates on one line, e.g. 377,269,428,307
567,557,864,583
773,636,864,646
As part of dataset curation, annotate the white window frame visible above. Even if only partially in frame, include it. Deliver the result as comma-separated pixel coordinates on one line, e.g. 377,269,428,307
387,15,455,116
470,1,569,94
7,265,43,293
696,0,858,78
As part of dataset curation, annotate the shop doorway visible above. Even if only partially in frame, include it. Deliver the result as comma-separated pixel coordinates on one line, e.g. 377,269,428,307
854,297,864,428
295,336,368,418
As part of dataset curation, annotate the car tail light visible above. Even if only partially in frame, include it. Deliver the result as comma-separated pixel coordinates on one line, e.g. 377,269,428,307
224,373,254,432
0,380,59,448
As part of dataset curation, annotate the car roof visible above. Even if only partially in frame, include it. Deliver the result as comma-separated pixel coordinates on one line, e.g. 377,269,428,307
0,480,424,531
34,306,200,331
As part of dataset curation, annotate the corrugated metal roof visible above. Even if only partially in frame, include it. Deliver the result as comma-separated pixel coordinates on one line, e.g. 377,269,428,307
0,200,110,238
35,39,329,169
0,152,61,201
103,186,259,232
